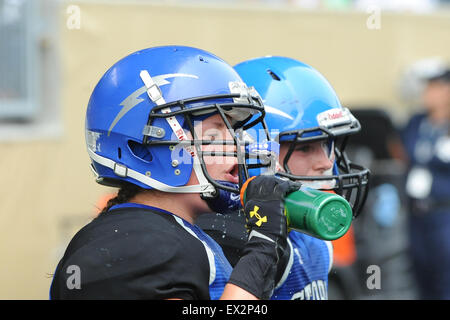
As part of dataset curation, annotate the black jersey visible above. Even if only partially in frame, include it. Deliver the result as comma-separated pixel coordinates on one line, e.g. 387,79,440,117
50,204,212,299
195,211,247,267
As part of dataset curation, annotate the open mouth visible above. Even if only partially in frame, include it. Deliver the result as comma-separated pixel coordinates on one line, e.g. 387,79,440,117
224,163,239,184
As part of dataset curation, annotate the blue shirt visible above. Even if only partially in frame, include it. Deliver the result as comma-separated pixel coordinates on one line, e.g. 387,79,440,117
272,231,332,300
402,113,450,203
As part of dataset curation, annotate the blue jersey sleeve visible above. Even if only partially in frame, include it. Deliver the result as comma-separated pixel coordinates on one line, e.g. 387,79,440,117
272,231,331,300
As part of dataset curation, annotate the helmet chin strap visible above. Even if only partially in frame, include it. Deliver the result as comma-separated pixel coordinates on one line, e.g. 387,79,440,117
139,70,215,196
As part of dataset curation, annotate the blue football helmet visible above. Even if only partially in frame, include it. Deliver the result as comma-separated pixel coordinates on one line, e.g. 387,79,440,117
234,56,370,217
85,46,269,202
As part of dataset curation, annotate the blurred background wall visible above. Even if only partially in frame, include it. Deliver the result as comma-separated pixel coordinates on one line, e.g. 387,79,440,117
0,0,449,299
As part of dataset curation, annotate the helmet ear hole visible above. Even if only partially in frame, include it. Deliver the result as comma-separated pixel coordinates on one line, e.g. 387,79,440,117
118,148,122,159
128,140,153,163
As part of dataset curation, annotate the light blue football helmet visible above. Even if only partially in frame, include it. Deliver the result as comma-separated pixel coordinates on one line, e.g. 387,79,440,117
85,46,269,202
235,56,370,217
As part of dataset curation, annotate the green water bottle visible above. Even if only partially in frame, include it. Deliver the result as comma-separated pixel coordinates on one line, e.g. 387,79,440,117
283,187,353,240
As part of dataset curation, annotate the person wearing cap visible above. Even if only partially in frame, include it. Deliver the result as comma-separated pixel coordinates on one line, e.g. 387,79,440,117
401,66,450,299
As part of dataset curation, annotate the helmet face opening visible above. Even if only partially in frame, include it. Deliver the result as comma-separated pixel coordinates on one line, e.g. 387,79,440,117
277,130,370,218
142,91,271,194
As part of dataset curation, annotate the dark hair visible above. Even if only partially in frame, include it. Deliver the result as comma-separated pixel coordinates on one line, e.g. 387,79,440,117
99,183,144,215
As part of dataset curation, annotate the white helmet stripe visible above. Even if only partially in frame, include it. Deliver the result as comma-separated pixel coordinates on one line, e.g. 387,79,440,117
139,70,212,193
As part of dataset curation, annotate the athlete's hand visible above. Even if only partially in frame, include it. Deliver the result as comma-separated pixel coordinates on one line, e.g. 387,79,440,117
227,175,301,299
243,175,300,242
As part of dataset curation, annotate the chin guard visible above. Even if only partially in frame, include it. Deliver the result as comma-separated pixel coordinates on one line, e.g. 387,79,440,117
202,180,241,215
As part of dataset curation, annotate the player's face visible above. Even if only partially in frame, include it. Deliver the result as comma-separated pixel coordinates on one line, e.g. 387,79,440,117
279,140,334,177
187,113,240,185
423,81,450,120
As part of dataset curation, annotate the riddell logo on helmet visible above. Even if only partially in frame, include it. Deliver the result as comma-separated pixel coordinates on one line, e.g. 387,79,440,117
329,111,343,119
317,108,352,128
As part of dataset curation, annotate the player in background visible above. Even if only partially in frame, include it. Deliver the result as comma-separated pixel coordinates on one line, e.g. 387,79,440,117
197,56,370,300
49,46,299,300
